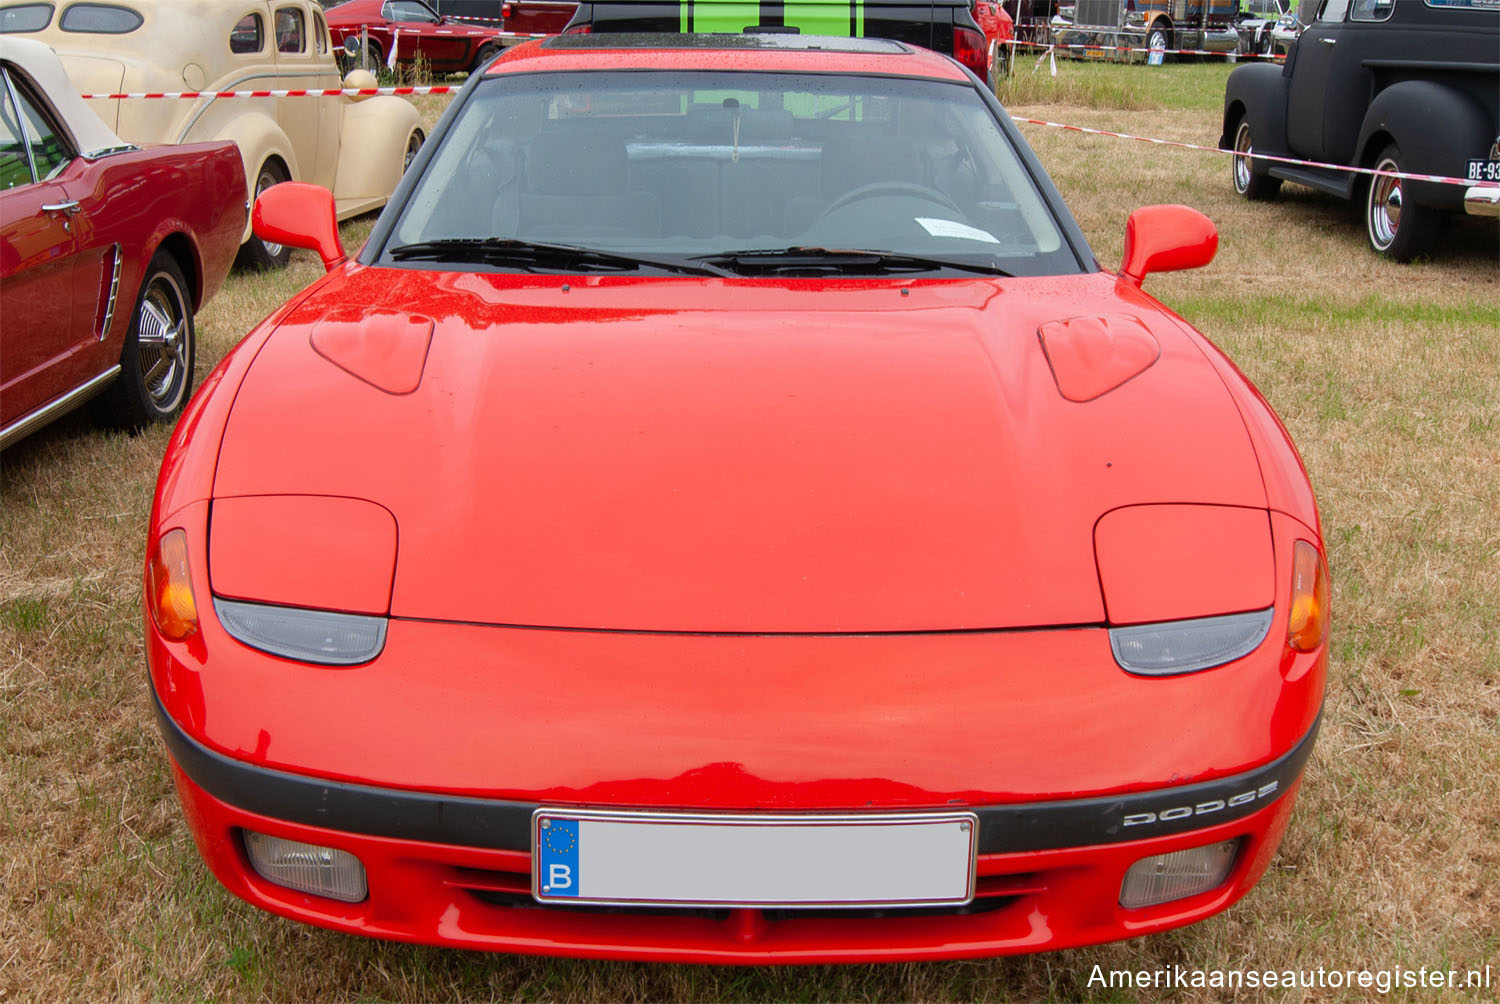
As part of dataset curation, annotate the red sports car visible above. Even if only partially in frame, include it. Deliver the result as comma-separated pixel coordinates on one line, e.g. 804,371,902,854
1,36,244,450
326,0,510,73
146,34,1329,962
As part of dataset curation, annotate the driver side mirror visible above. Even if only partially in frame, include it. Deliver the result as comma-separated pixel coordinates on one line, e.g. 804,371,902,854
252,182,347,272
1118,204,1218,287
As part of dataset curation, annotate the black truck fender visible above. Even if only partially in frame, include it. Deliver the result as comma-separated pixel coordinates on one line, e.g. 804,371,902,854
1355,79,1496,213
1220,62,1290,168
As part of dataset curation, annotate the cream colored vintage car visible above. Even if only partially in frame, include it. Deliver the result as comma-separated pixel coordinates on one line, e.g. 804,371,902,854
1,0,424,266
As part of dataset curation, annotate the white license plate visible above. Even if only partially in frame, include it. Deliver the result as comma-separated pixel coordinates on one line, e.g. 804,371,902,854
531,809,978,908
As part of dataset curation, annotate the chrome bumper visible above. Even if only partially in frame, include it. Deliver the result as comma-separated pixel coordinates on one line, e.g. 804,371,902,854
1464,185,1500,218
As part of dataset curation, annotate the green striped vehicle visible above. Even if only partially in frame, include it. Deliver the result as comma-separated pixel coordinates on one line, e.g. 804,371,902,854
559,0,1002,83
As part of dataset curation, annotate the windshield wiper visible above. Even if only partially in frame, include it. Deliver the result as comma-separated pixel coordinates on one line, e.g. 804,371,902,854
689,247,1014,277
387,238,734,277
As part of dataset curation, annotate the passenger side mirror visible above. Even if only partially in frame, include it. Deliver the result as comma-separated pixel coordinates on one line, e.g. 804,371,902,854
252,182,347,272
1118,204,1218,287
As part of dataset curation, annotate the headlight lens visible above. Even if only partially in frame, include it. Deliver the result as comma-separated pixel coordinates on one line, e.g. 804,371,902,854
1110,608,1273,676
215,598,386,665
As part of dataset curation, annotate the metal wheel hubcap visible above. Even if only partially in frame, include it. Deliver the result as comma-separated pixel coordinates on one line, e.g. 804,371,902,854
1369,159,1402,249
257,171,285,258
1233,123,1253,192
136,275,188,412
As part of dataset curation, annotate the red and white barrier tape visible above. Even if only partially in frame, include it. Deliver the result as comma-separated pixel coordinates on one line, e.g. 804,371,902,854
341,15,552,36
78,85,461,99
1008,114,1496,190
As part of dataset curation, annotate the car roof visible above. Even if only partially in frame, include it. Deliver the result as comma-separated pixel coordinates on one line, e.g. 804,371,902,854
0,36,126,156
487,32,973,80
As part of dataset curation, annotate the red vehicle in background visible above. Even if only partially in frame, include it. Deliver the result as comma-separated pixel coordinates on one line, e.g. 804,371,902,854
499,0,577,35
1,37,244,450
972,0,1016,81
326,0,511,72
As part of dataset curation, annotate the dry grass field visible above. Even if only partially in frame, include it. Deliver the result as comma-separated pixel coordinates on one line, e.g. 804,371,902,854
2,62,1497,1002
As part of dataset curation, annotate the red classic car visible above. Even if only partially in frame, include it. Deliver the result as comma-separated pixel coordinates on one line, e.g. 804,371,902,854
327,0,510,73
1,36,244,450
499,0,577,35
147,34,1328,962
973,0,1016,80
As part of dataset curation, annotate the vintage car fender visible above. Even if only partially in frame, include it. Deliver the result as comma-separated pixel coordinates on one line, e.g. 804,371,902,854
131,144,247,307
210,112,301,243
332,93,422,210
1356,80,1496,213
1220,61,1290,158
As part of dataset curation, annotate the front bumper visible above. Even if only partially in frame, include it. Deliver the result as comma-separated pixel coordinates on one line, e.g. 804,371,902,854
146,494,1327,959
155,685,1320,961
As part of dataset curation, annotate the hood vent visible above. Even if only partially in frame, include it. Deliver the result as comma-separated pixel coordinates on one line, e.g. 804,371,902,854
1038,314,1160,402
310,309,434,395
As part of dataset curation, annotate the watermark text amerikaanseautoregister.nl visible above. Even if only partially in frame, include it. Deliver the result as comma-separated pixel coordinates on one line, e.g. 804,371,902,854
1088,963,1494,994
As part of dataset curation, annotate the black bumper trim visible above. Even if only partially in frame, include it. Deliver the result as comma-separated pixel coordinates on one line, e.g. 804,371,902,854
976,714,1319,852
151,686,1319,856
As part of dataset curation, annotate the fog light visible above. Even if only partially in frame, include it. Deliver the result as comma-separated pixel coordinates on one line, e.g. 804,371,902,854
1120,840,1238,909
242,832,368,903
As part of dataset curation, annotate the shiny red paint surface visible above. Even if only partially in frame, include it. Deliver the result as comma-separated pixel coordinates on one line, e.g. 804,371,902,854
327,0,510,72
252,182,345,271
209,269,1269,634
144,39,1327,961
155,495,1322,801
0,139,244,434
1119,204,1219,287
209,495,398,615
1094,504,1275,625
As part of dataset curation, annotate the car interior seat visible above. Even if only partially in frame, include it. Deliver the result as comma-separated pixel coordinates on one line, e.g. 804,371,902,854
518,127,662,241
784,132,925,235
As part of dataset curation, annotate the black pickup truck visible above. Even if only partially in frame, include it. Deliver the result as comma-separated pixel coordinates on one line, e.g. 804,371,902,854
1221,0,1499,260
559,0,1003,83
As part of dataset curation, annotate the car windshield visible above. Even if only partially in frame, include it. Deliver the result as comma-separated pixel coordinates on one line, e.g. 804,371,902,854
384,69,1080,277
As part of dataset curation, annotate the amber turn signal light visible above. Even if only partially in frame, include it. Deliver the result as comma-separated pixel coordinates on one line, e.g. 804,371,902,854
1287,540,1329,652
149,528,199,640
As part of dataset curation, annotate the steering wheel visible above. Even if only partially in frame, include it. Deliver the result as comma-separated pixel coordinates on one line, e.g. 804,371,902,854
817,181,963,219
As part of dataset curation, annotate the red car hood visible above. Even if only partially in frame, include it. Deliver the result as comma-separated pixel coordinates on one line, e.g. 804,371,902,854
213,266,1265,633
